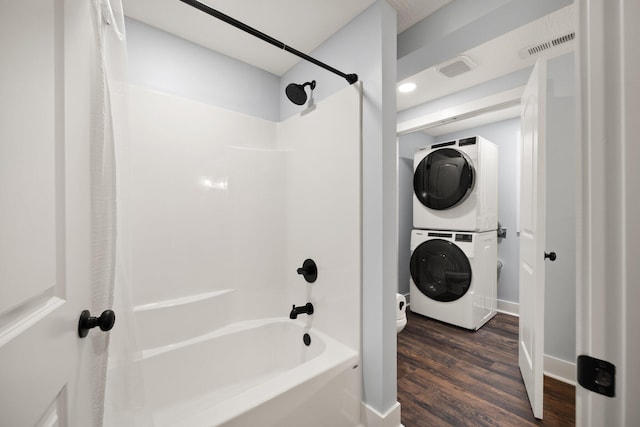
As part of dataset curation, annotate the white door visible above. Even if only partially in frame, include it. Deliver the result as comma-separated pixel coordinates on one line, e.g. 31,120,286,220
518,59,547,419
0,1,95,425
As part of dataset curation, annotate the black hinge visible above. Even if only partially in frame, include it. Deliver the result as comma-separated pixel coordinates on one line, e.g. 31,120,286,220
577,355,616,397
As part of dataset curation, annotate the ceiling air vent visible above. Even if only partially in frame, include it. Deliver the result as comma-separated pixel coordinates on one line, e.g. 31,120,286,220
519,32,576,59
552,32,575,46
436,55,476,78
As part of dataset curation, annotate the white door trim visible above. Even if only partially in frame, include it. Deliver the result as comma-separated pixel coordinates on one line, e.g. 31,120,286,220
576,0,640,425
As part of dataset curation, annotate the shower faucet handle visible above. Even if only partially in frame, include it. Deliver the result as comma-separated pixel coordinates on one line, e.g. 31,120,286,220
78,309,116,338
296,259,317,283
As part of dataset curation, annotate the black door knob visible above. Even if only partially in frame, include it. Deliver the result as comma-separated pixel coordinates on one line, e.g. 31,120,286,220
544,251,557,261
78,309,116,338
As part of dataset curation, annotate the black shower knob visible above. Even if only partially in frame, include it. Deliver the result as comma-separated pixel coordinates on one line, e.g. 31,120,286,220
296,258,318,283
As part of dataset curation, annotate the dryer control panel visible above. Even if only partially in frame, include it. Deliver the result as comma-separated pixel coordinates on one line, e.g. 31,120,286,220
455,234,473,242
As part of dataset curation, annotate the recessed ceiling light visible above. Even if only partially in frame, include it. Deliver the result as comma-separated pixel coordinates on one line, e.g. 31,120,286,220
398,82,417,93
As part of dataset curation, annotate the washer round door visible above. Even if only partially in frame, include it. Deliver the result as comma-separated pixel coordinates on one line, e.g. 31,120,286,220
414,148,475,210
410,239,472,302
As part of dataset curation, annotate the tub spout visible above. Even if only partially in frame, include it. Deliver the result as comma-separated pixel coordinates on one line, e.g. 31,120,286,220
289,303,314,319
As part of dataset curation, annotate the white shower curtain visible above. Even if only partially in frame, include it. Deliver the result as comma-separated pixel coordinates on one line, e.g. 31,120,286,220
90,1,153,426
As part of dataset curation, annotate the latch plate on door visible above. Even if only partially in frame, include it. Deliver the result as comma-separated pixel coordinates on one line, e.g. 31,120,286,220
577,355,615,397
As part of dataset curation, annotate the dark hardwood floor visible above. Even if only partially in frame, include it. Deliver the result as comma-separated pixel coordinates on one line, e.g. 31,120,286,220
398,310,575,426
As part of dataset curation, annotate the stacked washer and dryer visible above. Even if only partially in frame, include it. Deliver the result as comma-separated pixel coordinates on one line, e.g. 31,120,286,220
409,136,499,330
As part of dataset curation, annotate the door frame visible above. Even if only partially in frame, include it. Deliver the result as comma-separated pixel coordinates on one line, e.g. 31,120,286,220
576,0,639,424
395,72,575,379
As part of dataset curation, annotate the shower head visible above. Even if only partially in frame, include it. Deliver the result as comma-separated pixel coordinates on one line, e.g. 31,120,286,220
285,80,316,105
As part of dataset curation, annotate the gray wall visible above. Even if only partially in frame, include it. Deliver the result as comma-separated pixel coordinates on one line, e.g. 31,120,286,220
280,0,400,414
126,18,280,122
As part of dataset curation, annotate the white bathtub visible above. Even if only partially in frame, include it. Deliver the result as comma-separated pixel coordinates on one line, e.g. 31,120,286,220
141,317,362,427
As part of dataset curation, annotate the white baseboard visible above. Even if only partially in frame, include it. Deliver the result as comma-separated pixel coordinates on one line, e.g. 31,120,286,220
544,354,576,385
494,303,576,385
361,401,402,427
497,299,519,316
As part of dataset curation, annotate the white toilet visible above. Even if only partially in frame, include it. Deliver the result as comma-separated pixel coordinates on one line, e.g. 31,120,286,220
396,293,407,333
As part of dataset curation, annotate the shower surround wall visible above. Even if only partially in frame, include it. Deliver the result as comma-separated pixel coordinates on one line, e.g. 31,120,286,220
127,5,399,420
279,95,362,350
128,83,362,425
129,86,282,319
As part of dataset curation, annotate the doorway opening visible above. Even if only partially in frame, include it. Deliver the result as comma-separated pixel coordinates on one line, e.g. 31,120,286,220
396,50,577,420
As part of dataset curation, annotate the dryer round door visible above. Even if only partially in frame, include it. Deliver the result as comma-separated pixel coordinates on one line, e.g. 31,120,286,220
410,239,472,302
414,148,475,210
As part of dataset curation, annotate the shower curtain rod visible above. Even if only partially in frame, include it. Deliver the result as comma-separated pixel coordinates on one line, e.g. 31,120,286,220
178,0,359,85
